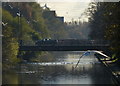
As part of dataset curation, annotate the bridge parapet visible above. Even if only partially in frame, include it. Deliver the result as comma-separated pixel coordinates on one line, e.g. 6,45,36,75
20,40,110,47
19,40,110,51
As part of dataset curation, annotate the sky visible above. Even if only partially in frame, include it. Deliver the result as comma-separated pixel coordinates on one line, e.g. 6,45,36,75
5,0,119,22
38,2,90,22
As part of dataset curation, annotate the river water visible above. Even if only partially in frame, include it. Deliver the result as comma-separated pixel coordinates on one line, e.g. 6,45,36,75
3,51,116,85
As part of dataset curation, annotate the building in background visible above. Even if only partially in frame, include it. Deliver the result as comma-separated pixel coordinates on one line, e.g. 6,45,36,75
56,17,64,22
42,4,64,22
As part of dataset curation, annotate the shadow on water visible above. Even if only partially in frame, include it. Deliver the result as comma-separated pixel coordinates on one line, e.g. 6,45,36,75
2,51,116,85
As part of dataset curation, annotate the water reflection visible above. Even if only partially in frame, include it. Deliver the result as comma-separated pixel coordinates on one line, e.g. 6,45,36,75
2,70,19,84
3,51,115,85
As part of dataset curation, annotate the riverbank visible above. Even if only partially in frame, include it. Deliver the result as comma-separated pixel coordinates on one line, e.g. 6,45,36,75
95,52,120,85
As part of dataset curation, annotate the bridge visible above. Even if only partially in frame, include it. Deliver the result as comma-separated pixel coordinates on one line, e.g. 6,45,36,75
19,39,110,51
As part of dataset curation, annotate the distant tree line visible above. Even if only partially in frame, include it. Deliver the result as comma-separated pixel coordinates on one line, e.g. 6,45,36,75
64,21,90,39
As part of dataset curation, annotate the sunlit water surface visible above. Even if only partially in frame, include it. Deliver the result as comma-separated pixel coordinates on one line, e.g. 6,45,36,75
3,51,115,85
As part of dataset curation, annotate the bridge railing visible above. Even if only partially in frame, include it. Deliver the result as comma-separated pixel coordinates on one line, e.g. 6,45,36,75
20,40,110,46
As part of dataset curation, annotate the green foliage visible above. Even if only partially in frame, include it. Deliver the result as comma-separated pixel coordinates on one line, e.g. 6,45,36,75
42,10,67,39
2,2,71,66
2,2,57,65
2,10,20,69
2,9,13,24
29,3,49,38
102,2,120,60
87,2,120,61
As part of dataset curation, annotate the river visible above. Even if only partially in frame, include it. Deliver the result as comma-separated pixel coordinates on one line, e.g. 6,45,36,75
3,51,116,85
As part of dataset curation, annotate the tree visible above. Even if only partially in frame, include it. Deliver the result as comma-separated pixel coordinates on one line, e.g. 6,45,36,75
86,2,108,40
42,10,68,39
2,9,20,69
2,2,51,62
87,2,120,62
104,2,120,61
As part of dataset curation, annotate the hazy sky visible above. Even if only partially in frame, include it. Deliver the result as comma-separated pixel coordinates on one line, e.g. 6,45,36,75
39,2,90,22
